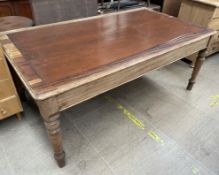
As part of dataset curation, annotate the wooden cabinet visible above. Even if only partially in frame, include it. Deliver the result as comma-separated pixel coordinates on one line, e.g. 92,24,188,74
0,45,22,120
13,0,32,18
0,0,32,19
0,1,14,17
179,0,219,65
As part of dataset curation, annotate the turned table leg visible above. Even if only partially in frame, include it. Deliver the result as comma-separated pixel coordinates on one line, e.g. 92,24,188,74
37,98,66,168
44,113,65,167
187,49,207,91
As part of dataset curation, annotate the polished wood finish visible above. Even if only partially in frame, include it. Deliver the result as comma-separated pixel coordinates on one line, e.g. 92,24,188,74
0,16,32,32
1,8,214,167
6,9,212,98
179,0,219,65
0,43,22,120
0,0,32,19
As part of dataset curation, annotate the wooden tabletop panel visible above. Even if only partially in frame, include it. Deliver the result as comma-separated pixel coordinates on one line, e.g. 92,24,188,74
5,8,213,99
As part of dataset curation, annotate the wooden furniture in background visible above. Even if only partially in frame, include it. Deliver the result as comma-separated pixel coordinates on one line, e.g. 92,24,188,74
0,0,98,26
0,0,32,19
162,0,182,17
0,16,32,32
150,0,183,16
0,15,32,107
1,8,214,167
30,0,98,25
179,0,219,65
0,42,22,120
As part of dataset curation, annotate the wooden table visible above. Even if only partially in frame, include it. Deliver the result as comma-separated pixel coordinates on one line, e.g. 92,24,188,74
0,8,215,168
0,16,32,32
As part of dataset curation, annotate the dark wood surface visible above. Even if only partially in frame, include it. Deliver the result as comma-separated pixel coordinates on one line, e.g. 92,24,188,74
0,0,32,19
7,9,212,97
0,16,32,32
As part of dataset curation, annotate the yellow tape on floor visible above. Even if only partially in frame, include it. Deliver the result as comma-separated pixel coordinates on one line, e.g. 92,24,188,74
104,95,145,130
148,131,164,145
104,95,165,145
104,95,203,171
210,95,219,107
192,166,200,174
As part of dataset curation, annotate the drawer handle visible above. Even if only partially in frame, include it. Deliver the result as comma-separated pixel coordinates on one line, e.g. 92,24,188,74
0,108,7,115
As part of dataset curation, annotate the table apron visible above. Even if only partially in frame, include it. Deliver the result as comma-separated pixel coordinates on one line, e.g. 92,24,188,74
48,37,209,111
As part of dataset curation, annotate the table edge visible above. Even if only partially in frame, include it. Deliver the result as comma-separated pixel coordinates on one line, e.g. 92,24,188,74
0,7,148,36
1,29,214,101
0,8,216,101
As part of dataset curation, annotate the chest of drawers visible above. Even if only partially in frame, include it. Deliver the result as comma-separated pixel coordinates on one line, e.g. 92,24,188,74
178,0,219,65
0,44,22,120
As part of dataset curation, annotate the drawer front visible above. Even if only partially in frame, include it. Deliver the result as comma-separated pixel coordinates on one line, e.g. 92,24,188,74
207,42,219,56
0,58,9,80
0,96,22,120
0,79,15,100
208,18,219,30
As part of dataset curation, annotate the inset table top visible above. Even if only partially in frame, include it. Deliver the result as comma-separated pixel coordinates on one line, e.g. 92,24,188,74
1,8,214,100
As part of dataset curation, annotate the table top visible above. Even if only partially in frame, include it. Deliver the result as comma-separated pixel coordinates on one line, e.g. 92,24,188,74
2,8,214,100
0,16,32,32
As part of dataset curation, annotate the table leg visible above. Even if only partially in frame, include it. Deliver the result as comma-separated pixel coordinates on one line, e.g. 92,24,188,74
44,113,65,168
187,49,206,90
37,99,66,168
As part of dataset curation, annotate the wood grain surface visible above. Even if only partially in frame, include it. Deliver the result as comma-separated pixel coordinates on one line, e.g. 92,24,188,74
4,8,214,100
